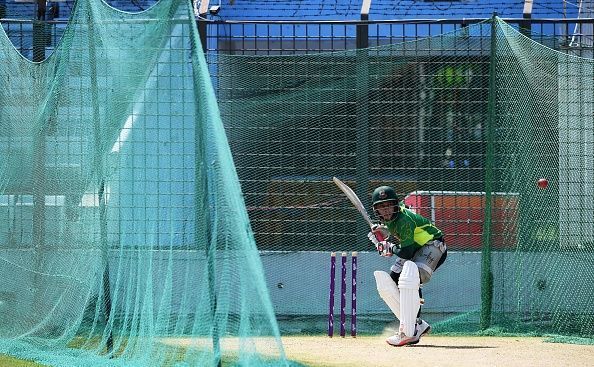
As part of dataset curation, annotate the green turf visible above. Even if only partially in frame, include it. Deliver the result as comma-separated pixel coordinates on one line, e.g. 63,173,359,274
0,355,46,367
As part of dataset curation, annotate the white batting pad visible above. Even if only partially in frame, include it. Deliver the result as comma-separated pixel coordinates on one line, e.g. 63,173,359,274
398,261,421,337
373,271,400,319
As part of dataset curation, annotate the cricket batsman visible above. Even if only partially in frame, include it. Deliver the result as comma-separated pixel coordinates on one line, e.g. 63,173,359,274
367,185,448,346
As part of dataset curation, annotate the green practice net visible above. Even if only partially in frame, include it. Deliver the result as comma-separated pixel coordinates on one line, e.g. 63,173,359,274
212,18,594,341
0,0,290,366
488,19,594,339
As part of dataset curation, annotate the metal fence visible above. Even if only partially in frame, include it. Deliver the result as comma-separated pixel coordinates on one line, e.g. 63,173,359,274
198,18,594,56
197,17,593,250
1,16,593,250
1,16,591,57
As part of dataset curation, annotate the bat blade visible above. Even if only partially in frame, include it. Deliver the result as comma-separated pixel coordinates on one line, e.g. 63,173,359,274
332,177,374,228
333,177,385,253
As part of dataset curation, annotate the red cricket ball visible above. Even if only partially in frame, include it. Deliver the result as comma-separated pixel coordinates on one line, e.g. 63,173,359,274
537,178,548,189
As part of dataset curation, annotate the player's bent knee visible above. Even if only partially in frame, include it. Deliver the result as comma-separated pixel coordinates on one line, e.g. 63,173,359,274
399,261,420,288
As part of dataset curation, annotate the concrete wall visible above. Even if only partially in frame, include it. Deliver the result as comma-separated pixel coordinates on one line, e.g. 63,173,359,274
0,249,474,318
1,248,591,332
262,251,481,315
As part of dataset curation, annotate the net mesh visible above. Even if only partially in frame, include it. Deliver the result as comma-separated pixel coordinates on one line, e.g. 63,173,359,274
0,0,290,366
487,19,594,339
213,18,594,341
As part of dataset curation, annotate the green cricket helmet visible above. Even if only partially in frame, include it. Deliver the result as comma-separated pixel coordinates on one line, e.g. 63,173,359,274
371,186,399,217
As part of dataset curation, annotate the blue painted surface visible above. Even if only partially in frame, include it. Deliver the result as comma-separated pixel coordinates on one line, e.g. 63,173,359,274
192,1,579,49
202,0,578,20
0,1,582,52
0,1,580,21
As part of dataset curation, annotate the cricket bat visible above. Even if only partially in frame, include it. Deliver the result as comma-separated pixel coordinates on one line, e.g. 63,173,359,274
332,177,387,244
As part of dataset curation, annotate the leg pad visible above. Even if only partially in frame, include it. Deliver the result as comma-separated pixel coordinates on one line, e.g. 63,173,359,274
398,261,420,337
374,271,400,319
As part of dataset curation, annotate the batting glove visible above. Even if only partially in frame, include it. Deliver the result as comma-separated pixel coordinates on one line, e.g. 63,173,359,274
368,232,396,256
378,241,397,257
367,231,380,247
370,224,389,242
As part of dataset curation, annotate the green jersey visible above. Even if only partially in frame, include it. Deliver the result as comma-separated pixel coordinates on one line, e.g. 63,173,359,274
384,202,443,260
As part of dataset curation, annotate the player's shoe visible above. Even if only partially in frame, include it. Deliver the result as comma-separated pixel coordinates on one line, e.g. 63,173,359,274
416,319,431,338
386,320,431,347
386,331,418,347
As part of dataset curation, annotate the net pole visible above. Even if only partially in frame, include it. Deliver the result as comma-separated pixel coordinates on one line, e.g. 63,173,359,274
480,12,498,330
32,18,47,322
356,27,370,242
87,11,114,353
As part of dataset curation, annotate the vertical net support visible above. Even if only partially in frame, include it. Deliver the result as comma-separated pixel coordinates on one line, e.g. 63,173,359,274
480,14,498,331
355,46,370,242
86,8,114,354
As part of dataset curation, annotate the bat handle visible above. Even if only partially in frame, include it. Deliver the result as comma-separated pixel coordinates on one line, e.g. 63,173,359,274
372,230,385,254
375,232,386,242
